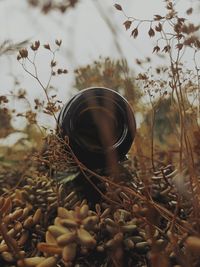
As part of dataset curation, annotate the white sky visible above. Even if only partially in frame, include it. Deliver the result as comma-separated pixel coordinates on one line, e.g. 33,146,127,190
0,0,199,130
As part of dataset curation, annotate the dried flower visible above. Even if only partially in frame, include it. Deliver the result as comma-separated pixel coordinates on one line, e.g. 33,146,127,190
123,20,132,30
55,39,62,46
114,4,122,11
131,28,138,38
148,27,155,37
44,44,51,50
19,48,28,58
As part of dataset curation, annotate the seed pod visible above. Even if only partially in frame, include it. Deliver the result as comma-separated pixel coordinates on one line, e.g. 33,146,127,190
57,232,77,246
62,244,77,262
37,256,58,267
77,228,96,247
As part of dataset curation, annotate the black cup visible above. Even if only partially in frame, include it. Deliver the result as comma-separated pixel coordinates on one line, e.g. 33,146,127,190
58,87,136,169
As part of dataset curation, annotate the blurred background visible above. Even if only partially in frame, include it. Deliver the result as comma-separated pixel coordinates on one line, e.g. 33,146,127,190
1,1,198,92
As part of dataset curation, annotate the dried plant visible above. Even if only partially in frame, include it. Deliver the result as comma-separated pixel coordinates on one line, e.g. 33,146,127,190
17,40,67,122
114,0,200,168
0,1,200,266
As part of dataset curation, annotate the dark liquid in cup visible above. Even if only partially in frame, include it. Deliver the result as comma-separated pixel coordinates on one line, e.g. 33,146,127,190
58,87,136,168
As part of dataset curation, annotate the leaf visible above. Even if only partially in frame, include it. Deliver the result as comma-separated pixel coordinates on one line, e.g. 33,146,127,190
48,225,70,237
62,244,77,262
123,20,132,30
37,243,62,255
58,207,74,219
57,232,76,246
36,256,57,267
46,231,57,244
77,228,96,247
114,4,122,11
148,27,155,37
131,28,138,38
17,257,46,267
155,23,162,32
79,204,89,219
